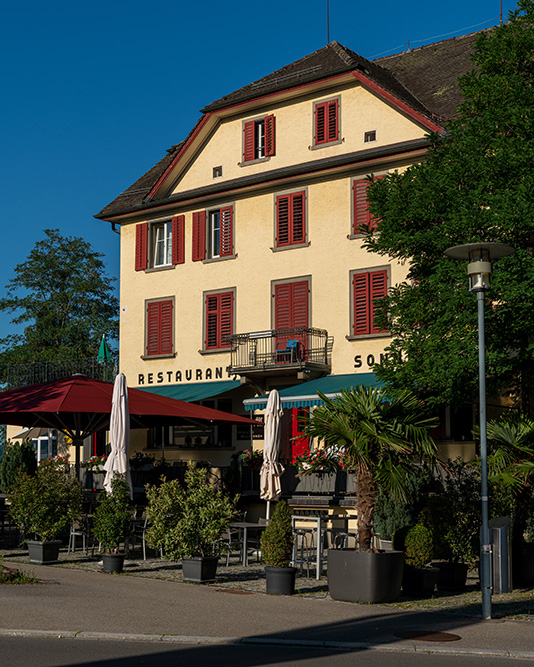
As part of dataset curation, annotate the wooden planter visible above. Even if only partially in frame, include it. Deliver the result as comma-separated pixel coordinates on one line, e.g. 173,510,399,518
182,556,219,583
328,549,404,603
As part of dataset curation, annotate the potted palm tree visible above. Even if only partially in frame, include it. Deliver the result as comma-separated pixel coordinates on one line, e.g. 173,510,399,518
146,463,238,583
92,474,133,573
8,457,83,564
302,385,437,603
260,500,297,595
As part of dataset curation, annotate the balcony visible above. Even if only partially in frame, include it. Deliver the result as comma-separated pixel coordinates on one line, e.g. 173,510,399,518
226,327,331,382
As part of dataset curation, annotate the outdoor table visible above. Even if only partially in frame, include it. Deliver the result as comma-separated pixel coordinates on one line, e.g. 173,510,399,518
229,521,267,566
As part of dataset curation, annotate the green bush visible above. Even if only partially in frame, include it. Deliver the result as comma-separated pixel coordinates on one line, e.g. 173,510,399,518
0,441,37,493
146,463,238,560
93,474,133,554
8,463,82,542
393,524,434,569
260,500,294,568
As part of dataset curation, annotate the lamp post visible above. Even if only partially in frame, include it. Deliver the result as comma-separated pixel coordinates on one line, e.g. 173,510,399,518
444,242,514,620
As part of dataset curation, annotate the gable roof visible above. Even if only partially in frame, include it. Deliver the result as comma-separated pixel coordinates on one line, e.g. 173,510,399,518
96,31,481,221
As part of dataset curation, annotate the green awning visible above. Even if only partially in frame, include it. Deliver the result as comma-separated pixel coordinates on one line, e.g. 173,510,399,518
141,380,241,402
243,373,383,411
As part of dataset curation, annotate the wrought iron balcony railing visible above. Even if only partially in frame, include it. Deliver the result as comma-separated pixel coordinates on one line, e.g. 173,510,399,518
6,357,117,389
226,327,331,376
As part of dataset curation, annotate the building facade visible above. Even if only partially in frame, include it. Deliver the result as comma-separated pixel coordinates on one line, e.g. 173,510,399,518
97,36,480,469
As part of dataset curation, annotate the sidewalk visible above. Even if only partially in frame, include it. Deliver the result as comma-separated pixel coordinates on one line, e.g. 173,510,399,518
1,549,534,659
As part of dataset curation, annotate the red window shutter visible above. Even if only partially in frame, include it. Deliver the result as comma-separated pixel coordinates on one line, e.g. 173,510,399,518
243,121,255,162
219,206,234,257
276,195,290,246
353,270,388,336
353,179,371,234
290,192,305,244
171,215,185,265
315,102,326,144
205,292,233,349
146,300,173,356
291,408,310,461
265,114,275,156
135,223,148,271
192,211,206,261
327,99,339,142
219,292,233,346
370,270,388,334
353,272,370,335
274,281,309,329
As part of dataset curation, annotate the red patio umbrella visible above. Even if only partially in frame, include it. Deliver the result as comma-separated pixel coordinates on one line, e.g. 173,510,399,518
0,374,257,473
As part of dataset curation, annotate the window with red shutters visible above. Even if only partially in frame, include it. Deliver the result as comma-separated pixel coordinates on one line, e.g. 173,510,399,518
146,299,174,356
135,223,148,271
243,114,275,162
192,210,206,261
219,206,233,257
205,291,234,350
352,270,388,336
314,98,339,146
352,176,384,235
171,215,185,264
275,191,306,247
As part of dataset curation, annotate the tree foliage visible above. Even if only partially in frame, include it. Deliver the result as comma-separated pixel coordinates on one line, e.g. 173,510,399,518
92,474,133,554
0,229,118,377
260,500,294,568
0,441,37,493
301,386,437,550
365,1,534,408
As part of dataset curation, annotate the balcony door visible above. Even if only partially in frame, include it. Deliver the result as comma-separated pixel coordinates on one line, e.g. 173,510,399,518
273,279,309,361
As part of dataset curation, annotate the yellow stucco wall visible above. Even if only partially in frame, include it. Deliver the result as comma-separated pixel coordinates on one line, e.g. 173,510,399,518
172,82,426,192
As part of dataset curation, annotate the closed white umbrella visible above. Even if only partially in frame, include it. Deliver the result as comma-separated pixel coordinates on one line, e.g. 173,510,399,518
260,389,285,520
104,373,132,496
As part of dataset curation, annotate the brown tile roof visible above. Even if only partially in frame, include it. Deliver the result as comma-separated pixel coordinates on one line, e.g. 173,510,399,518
96,32,481,221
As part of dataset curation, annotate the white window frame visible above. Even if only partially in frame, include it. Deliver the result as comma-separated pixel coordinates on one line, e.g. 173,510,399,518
152,220,172,267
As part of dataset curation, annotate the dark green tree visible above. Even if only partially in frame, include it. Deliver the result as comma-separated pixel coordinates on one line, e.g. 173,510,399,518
365,1,534,410
0,229,118,380
0,441,37,492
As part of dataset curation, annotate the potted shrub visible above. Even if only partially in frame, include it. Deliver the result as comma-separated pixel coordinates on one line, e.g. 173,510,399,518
92,473,133,573
393,523,439,597
8,457,83,564
260,499,297,595
146,463,238,583
302,386,437,603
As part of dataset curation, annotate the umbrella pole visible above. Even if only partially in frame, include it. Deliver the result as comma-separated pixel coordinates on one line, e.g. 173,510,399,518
266,500,271,521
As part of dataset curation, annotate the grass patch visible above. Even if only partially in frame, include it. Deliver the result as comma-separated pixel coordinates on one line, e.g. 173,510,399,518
0,558,38,584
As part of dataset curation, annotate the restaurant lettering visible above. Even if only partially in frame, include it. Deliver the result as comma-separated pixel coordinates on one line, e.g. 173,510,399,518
354,353,388,369
137,367,233,386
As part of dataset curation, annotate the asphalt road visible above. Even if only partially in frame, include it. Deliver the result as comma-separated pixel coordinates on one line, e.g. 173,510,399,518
1,636,532,667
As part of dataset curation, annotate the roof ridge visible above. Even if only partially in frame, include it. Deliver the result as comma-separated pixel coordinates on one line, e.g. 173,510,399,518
375,26,487,62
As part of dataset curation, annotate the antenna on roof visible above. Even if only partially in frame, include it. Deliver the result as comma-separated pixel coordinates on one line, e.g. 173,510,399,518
500,0,503,24
327,0,330,43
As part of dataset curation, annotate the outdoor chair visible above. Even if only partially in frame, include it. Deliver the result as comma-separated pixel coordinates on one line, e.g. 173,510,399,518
68,515,97,556
220,511,247,566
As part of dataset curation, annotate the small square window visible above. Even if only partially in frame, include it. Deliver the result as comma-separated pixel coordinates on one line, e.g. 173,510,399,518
213,166,223,178
364,130,377,143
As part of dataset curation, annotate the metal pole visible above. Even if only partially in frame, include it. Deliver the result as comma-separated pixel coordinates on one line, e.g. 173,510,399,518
327,0,330,44
478,290,492,620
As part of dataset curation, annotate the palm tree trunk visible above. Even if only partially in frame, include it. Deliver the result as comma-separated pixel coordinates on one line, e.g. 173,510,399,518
354,465,376,551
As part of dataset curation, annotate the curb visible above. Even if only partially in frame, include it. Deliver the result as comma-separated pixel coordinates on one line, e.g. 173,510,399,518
1,628,534,659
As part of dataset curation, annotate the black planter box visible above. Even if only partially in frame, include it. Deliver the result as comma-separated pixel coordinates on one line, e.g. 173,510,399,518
436,563,468,591
328,549,404,603
102,553,126,573
265,566,297,595
182,556,219,583
402,566,439,597
27,540,62,564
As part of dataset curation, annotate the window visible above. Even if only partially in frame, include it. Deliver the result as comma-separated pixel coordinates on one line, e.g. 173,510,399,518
204,289,234,350
351,176,383,236
213,165,222,178
153,221,172,267
313,98,339,146
273,278,310,359
351,269,388,337
192,206,234,261
145,298,174,357
275,191,307,248
364,130,376,143
243,115,275,163
135,216,184,270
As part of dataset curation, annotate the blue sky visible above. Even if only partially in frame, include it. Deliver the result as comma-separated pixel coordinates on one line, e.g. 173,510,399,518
0,0,517,343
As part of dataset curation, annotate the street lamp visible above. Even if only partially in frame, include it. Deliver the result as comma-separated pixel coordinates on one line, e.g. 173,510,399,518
444,242,514,620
